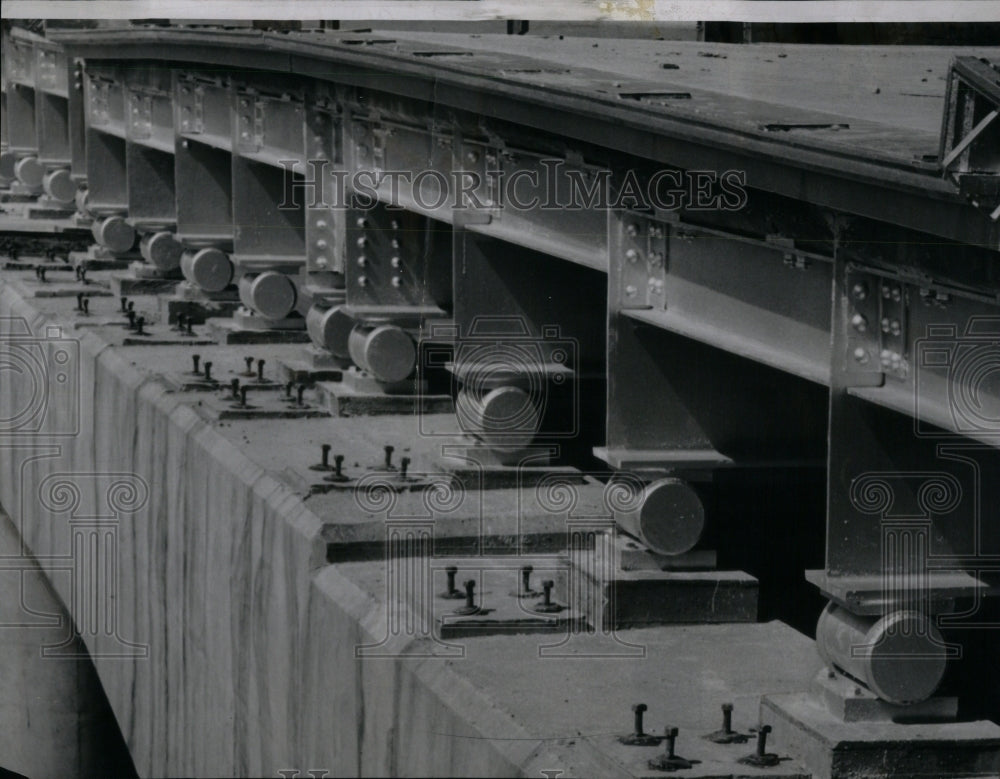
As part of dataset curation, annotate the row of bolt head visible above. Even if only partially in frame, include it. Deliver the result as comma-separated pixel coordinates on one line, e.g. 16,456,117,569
441,566,560,612
624,248,665,268
355,275,403,287
852,345,906,370
626,703,777,766
624,279,664,298
850,313,902,337
625,222,665,239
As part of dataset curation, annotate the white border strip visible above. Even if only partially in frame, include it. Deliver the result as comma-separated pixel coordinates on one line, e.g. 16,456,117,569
4,1,1000,23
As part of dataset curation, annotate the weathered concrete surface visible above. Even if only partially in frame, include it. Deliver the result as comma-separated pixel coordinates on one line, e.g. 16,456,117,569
0,507,136,779
0,277,821,776
0,280,548,775
762,693,1000,779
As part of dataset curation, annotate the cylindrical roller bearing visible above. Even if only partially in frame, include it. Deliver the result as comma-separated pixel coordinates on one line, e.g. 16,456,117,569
181,247,233,293
91,215,136,254
816,603,948,705
614,478,705,556
74,187,90,216
140,232,183,272
42,168,77,204
306,304,354,359
455,385,541,450
238,271,297,320
0,150,18,182
13,156,44,190
348,324,417,384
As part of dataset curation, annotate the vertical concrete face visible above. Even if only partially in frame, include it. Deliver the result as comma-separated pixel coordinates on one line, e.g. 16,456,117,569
0,285,539,776
0,509,136,779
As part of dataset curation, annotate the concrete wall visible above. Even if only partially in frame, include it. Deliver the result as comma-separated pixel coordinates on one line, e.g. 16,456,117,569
0,281,567,776
0,508,136,779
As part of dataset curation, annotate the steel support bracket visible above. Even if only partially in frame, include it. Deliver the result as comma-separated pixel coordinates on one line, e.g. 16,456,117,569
613,211,668,311
127,89,153,141
177,81,204,135
940,56,1000,221
842,264,910,383
87,78,111,127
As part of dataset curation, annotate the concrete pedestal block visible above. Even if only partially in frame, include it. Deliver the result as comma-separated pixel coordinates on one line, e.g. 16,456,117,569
761,692,1000,779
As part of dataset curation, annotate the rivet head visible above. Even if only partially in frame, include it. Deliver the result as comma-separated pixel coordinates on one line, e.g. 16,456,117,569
851,313,867,333
625,249,639,263
851,281,868,301
853,347,869,364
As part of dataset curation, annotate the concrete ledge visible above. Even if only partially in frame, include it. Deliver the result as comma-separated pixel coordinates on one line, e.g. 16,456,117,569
0,276,823,776
0,279,556,774
762,693,1000,779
